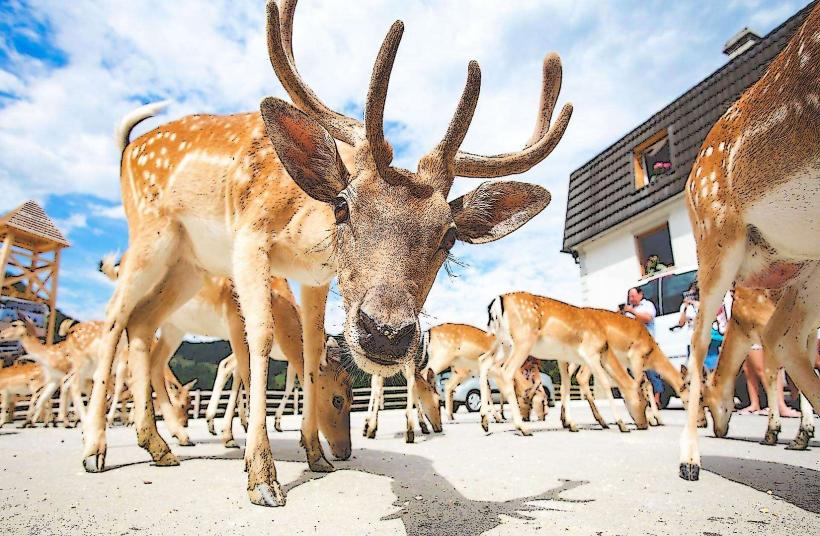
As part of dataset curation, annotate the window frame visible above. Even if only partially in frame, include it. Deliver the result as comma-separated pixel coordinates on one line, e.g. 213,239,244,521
634,222,674,276
632,128,670,189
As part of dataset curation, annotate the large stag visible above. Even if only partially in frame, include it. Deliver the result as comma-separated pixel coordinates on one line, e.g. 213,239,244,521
681,4,820,480
87,0,570,506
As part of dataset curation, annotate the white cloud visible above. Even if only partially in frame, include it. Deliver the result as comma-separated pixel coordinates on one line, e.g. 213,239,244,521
53,213,87,237
1,0,811,331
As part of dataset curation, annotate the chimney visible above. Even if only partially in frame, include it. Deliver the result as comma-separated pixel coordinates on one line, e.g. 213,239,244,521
723,27,761,59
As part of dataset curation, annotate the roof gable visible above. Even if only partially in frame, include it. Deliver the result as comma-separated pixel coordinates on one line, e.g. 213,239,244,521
0,201,70,248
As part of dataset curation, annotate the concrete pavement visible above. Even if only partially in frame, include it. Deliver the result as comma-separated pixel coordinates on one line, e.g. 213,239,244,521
0,401,817,535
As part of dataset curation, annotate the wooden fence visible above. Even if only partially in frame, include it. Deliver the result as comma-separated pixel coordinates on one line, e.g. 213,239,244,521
8,384,582,422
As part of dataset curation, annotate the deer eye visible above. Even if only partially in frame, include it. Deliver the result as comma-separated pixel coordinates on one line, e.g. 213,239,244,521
332,197,349,224
332,395,343,410
440,227,457,252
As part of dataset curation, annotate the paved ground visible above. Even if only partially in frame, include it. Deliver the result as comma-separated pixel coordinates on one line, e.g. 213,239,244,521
0,400,817,535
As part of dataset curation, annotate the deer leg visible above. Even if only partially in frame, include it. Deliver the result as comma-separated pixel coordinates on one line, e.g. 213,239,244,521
232,238,287,506
760,349,782,446
559,362,579,432
364,375,383,439
205,355,235,435
149,325,191,446
404,363,418,443
106,360,127,426
30,381,60,428
584,348,632,433
705,321,751,437
219,362,242,449
275,364,296,432
787,393,815,450
496,342,535,436
477,352,497,432
444,368,467,421
83,225,181,473
57,374,72,427
416,395,430,434
680,240,743,481
576,365,607,429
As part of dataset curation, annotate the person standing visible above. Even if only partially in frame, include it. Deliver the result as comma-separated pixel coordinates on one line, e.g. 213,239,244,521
623,287,661,405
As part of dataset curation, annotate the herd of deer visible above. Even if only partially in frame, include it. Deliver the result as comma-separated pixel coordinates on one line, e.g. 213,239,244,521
0,0,817,510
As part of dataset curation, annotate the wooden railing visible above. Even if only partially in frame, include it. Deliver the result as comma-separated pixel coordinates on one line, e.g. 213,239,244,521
7,385,582,422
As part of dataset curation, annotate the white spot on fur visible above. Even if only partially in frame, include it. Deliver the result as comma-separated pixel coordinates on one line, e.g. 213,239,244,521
160,147,167,155
169,133,176,141
718,142,725,152
800,50,810,69
696,167,702,177
179,142,187,151
137,155,147,166
705,146,713,157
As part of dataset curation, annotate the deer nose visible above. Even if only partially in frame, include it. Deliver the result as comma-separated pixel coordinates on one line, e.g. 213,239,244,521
357,309,415,357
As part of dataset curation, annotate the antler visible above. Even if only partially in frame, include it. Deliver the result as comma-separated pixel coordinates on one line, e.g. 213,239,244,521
266,0,365,146
365,20,404,176
453,53,572,178
432,61,482,163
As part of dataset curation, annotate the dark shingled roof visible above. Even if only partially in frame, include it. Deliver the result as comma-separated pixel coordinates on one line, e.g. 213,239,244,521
562,1,815,253
0,200,70,248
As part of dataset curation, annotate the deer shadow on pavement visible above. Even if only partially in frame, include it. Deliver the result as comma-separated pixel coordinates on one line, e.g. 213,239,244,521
702,455,819,514
274,441,593,536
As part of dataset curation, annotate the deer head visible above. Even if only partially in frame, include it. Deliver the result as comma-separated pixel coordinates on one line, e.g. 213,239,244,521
261,0,572,375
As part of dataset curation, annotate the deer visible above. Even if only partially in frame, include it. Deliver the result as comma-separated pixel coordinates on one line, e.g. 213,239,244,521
0,317,76,427
486,292,649,436
101,256,353,458
416,323,523,427
704,288,814,450
585,308,688,427
361,352,442,444
88,0,570,506
0,361,45,427
680,4,820,481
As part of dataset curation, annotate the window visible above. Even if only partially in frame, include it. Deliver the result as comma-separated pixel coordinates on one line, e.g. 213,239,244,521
635,223,674,276
633,129,672,188
660,270,697,316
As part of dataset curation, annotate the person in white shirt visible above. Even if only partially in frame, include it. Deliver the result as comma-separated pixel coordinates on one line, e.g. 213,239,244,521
676,282,700,357
623,287,661,405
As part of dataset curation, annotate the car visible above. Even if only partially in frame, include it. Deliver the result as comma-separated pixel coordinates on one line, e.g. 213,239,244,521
435,371,555,414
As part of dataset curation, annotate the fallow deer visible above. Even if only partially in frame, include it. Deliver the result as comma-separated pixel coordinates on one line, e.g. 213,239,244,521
102,256,354,458
704,288,814,449
0,317,75,427
416,323,514,426
487,292,649,435
361,354,443,444
0,361,45,427
90,0,570,505
681,4,820,480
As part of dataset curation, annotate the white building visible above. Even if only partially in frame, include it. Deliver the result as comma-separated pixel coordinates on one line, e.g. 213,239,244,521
561,5,811,313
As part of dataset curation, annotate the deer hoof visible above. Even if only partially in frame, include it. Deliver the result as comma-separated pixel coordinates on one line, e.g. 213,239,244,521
481,415,489,433
518,426,532,437
206,419,216,435
697,418,708,429
83,454,105,473
366,425,377,439
274,419,282,433
177,437,195,447
224,439,239,449
785,429,811,451
405,430,415,444
308,455,335,473
679,463,700,481
154,452,180,467
419,422,430,435
760,429,780,446
249,482,286,507
617,421,629,433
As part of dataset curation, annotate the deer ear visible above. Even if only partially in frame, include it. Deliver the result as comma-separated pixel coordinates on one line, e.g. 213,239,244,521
450,181,551,244
260,97,348,203
183,379,197,390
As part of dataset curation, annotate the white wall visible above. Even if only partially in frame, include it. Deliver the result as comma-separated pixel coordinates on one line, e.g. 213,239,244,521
576,195,696,310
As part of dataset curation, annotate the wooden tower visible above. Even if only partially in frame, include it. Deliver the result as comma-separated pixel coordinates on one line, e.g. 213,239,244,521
0,201,70,344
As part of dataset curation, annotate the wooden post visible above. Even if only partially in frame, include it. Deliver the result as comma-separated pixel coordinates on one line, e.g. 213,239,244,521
0,232,14,292
193,390,201,419
45,249,60,345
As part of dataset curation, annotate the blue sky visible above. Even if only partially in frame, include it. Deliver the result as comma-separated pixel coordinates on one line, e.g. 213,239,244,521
0,0,811,331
